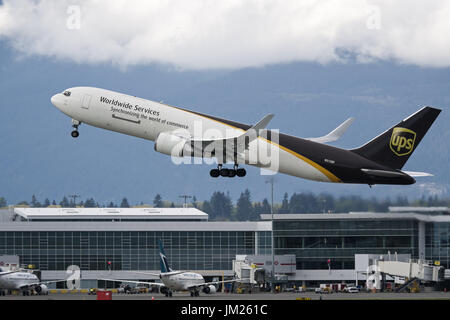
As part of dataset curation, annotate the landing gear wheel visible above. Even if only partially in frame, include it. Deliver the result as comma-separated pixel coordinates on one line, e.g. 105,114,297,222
190,291,194,297
210,169,220,178
71,130,79,138
219,168,230,177
228,170,237,178
236,168,246,177
195,291,199,297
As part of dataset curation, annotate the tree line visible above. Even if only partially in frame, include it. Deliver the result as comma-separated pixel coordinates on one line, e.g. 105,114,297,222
1,192,449,221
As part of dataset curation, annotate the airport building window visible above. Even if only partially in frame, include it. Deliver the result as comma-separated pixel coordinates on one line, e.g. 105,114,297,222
0,230,261,271
273,219,421,270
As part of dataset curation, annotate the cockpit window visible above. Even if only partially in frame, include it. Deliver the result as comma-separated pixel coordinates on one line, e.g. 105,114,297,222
63,91,71,97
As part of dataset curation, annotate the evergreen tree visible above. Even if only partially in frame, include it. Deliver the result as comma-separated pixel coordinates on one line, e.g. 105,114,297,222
201,200,212,215
192,196,198,208
31,195,41,207
236,189,253,221
0,197,6,207
120,197,130,208
52,200,57,206
289,193,321,213
209,191,233,220
253,202,263,220
279,192,289,213
43,198,50,207
60,197,70,208
84,198,97,208
318,193,334,213
262,198,272,214
153,194,163,207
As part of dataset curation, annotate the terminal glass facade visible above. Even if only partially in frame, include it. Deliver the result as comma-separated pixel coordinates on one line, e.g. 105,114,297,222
426,222,450,269
0,230,271,271
274,219,419,270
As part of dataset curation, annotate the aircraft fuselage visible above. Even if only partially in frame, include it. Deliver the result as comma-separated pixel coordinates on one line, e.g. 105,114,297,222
51,86,427,185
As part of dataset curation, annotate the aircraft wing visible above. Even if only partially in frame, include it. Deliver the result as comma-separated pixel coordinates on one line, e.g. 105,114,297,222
188,114,274,161
99,278,165,287
306,117,355,144
132,270,188,277
0,271,20,276
19,279,68,290
130,271,162,277
187,278,249,291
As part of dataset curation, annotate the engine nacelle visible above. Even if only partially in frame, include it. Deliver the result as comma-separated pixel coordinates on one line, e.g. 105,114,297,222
35,284,48,295
202,285,217,294
154,132,190,157
160,286,168,294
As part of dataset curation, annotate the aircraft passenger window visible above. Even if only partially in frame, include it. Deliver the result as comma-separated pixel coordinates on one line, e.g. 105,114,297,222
63,91,71,96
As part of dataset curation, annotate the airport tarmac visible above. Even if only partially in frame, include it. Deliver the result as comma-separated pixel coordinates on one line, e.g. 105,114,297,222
1,291,450,300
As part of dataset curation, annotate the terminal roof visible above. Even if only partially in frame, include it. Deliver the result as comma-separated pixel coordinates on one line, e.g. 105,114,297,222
13,207,208,221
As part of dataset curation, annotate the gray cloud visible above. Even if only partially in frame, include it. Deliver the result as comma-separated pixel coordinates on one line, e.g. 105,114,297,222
1,0,450,70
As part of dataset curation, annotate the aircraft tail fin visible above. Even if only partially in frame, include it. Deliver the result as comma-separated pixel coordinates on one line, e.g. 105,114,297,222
158,239,172,273
351,106,441,170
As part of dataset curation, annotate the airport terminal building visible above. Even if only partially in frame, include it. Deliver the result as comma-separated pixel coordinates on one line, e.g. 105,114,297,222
0,206,449,287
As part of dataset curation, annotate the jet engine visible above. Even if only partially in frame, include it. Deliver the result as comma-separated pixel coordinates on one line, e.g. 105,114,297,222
159,286,168,295
34,284,49,295
154,132,191,157
202,285,217,294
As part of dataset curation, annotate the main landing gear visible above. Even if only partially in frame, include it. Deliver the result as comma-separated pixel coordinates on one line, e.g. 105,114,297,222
190,290,200,297
71,119,81,138
210,164,246,178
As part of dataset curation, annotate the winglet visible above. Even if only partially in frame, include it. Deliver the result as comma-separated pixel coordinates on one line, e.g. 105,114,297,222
250,114,274,133
307,117,355,144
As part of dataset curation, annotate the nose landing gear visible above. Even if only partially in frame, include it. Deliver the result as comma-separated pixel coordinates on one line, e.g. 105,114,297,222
210,164,246,178
71,119,81,138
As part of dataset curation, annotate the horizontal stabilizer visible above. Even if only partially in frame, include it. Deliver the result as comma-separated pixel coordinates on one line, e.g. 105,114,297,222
307,117,355,144
403,171,433,177
361,168,407,178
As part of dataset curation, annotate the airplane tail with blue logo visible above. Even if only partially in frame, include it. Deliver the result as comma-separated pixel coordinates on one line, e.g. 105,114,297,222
159,239,173,273
351,106,441,170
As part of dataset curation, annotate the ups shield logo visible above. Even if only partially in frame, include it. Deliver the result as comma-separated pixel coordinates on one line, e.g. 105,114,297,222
390,127,416,156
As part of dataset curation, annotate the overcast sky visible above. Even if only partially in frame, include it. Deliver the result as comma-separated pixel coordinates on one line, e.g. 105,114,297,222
0,1,449,204
1,0,450,70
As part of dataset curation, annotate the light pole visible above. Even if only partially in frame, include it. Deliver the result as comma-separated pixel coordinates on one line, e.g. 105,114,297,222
265,177,276,291
179,195,192,208
68,194,80,207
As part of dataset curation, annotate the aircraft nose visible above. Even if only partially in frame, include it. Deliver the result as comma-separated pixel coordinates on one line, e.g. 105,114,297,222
50,94,58,107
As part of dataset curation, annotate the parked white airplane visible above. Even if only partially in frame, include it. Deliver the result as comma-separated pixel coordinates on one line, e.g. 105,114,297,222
51,87,440,185
0,268,65,296
101,240,245,297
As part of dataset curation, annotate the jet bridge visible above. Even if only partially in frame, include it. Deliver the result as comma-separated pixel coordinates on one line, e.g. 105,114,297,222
376,259,444,282
366,258,444,291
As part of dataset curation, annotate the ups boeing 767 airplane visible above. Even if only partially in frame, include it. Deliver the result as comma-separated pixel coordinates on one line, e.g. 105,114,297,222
51,87,441,185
